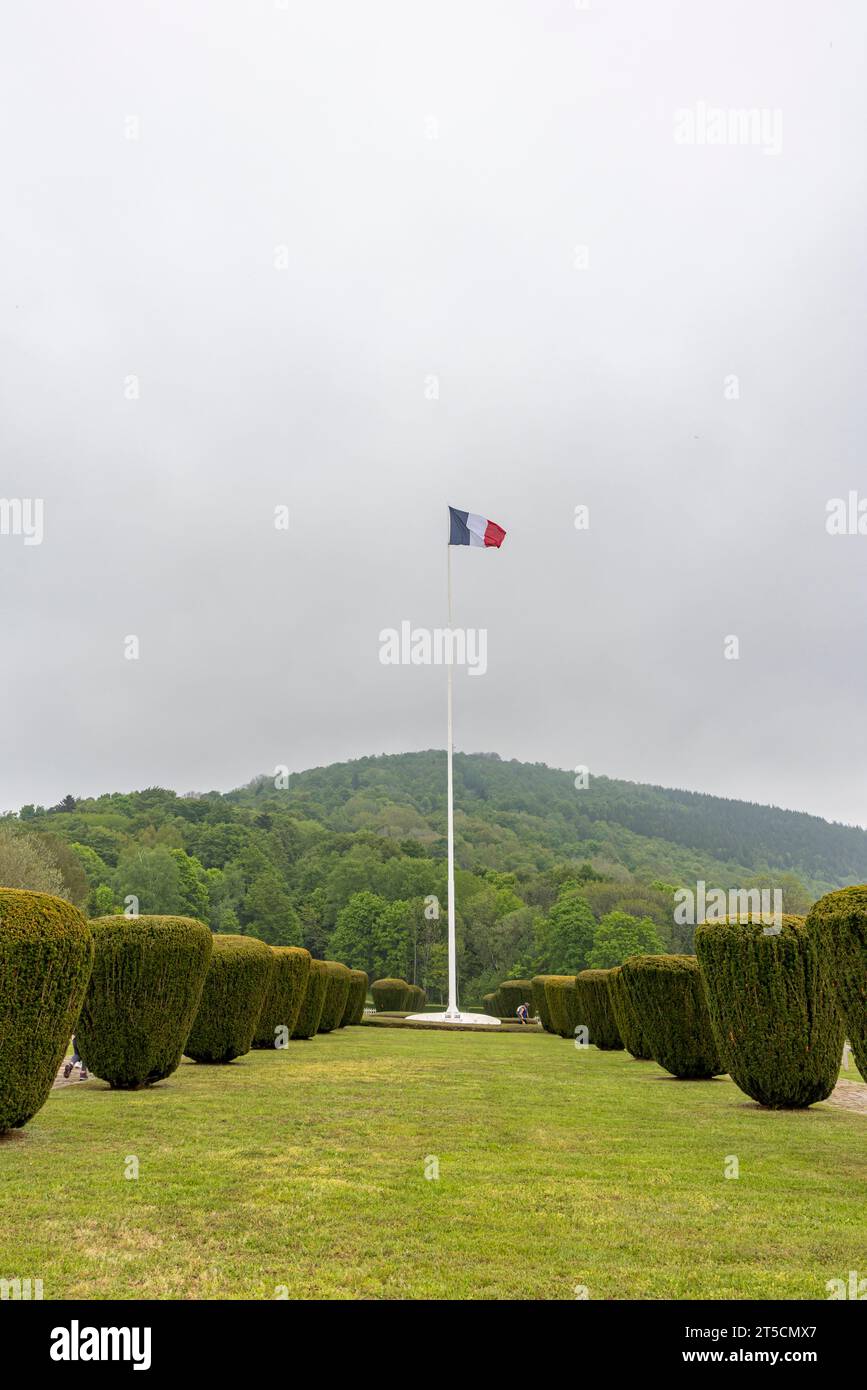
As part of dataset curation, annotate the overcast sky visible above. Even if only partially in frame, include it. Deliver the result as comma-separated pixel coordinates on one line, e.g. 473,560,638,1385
2,1,866,827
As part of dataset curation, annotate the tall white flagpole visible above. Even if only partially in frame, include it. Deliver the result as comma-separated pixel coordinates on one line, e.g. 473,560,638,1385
405,510,499,1025
445,537,459,1019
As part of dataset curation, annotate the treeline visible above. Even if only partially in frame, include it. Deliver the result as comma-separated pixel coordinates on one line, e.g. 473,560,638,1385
231,752,867,888
2,750,857,1003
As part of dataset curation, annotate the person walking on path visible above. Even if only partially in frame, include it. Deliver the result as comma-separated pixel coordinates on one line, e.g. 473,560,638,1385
63,1036,89,1080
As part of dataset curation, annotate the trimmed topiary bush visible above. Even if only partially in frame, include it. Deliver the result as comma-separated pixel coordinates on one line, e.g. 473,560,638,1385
482,991,499,1017
805,886,867,1078
696,914,844,1108
620,954,722,1079
317,961,351,1033
253,945,311,1048
496,979,533,1018
0,889,94,1133
185,934,274,1063
531,976,557,1032
574,969,623,1050
544,975,579,1038
341,969,369,1026
76,915,213,1088
371,977,411,1011
607,965,654,1059
405,984,426,1012
292,958,329,1039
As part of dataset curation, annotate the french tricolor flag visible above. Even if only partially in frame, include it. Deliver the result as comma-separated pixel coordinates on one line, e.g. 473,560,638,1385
448,507,507,549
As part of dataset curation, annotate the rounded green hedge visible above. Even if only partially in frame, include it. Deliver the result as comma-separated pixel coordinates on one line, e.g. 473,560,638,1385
318,961,351,1033
253,945,312,1048
405,983,426,1012
76,915,213,1088
696,914,844,1107
496,979,533,1019
185,934,274,1063
0,889,94,1133
544,975,579,1038
575,969,623,1050
620,954,723,1079
607,965,654,1059
805,886,867,1078
371,978,411,1011
482,991,499,1017
341,969,369,1026
292,959,329,1039
531,976,557,1032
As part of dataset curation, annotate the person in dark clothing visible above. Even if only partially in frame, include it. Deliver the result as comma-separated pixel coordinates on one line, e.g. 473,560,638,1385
63,1036,89,1080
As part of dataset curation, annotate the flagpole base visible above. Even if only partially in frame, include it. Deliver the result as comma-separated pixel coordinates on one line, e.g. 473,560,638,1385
405,1011,501,1026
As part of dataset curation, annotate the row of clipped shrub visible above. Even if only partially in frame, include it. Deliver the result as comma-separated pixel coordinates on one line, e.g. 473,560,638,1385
535,971,627,1049
533,889,866,1109
369,978,427,1012
481,979,533,1018
0,888,369,1134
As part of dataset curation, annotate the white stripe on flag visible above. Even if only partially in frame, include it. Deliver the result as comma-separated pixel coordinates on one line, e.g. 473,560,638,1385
466,513,487,545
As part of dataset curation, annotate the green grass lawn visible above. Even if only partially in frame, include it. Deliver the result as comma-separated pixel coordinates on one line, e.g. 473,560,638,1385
1,1028,863,1300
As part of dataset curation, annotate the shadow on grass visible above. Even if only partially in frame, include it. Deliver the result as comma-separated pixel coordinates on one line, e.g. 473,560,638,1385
645,1074,727,1082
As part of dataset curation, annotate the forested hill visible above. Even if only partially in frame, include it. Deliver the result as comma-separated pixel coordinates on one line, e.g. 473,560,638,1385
232,751,867,893
6,751,866,1003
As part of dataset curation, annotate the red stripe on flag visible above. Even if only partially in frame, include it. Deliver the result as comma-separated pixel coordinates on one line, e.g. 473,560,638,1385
484,520,506,548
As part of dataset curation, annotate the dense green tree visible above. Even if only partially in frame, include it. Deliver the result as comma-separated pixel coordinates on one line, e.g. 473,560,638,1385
322,844,391,922
71,842,113,890
456,881,524,979
67,824,127,867
185,823,252,869
216,907,241,934
537,886,596,974
374,898,418,981
377,856,442,903
298,886,330,957
31,834,89,908
588,911,665,969
769,872,813,917
91,883,118,916
426,940,448,1000
0,826,66,898
242,871,301,946
113,846,182,915
170,849,210,922
329,891,389,975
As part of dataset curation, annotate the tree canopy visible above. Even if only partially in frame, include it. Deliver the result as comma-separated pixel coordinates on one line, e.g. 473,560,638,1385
0,751,851,1003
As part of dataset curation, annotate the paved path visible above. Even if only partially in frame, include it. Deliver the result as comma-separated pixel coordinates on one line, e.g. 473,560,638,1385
827,1078,867,1115
51,1062,90,1090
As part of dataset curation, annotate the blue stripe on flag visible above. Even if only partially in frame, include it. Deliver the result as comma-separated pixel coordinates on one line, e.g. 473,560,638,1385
448,507,470,545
